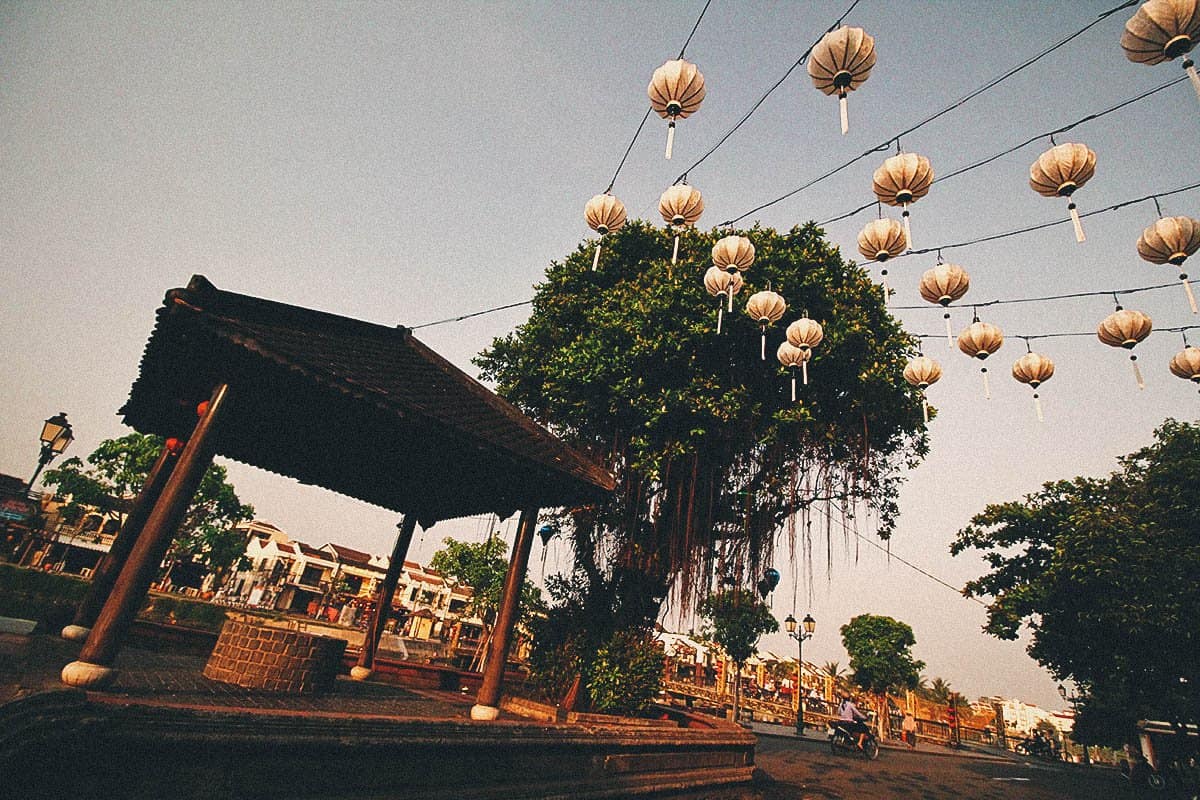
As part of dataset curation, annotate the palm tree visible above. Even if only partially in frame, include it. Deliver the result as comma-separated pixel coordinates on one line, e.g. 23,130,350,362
822,661,847,681
928,677,953,705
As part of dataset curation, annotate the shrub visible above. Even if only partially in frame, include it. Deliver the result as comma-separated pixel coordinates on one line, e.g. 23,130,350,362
586,630,665,715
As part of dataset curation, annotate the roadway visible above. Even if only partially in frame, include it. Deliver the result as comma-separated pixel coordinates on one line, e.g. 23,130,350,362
664,733,1136,800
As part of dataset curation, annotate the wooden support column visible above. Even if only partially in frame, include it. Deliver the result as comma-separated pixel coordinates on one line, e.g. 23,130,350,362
62,384,232,689
61,441,183,641
471,507,538,721
350,514,419,681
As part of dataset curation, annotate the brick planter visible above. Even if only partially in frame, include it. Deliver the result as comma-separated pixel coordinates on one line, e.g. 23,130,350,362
203,619,346,694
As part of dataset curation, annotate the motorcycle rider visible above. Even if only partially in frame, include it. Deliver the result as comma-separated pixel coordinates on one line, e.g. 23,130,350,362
838,693,871,750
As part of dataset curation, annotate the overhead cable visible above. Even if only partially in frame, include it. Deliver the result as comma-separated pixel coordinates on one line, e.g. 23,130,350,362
671,0,864,183
720,0,1140,226
604,0,714,193
818,75,1189,228
889,181,1200,259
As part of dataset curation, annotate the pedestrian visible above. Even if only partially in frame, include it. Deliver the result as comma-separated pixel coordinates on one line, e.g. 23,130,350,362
902,710,918,749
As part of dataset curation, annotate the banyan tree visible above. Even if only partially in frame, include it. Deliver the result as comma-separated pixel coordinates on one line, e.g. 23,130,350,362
476,220,926,635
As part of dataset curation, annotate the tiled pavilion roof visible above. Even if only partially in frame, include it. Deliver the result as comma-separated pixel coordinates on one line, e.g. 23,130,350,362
120,276,614,525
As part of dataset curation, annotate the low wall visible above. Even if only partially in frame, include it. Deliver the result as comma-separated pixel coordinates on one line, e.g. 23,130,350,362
0,691,757,799
203,619,346,694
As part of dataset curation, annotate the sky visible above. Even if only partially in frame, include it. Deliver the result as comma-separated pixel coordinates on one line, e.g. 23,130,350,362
2,1,1198,712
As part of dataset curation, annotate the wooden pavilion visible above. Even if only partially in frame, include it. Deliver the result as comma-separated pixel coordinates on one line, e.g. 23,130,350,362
60,275,614,720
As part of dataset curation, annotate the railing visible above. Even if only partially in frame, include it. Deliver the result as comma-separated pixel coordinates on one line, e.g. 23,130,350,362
661,680,837,727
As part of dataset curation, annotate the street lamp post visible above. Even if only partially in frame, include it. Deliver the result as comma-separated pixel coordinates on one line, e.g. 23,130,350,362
1058,683,1090,764
785,613,816,735
18,413,73,565
27,412,74,493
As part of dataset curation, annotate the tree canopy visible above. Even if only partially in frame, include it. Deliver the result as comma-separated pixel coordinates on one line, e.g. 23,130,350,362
476,220,927,615
42,433,253,576
951,418,1200,745
840,613,925,695
698,587,779,668
428,534,542,629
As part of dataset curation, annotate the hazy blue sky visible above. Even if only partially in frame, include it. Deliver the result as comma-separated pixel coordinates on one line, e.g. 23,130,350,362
3,1,1197,711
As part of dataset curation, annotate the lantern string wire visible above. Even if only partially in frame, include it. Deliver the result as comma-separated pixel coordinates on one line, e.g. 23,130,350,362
718,0,1139,226
914,324,1200,342
602,0,714,194
670,0,864,184
816,75,1189,228
409,180,1198,330
889,181,1200,259
891,279,1191,311
676,0,713,60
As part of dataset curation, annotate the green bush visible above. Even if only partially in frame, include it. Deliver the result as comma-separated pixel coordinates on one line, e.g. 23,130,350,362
139,594,229,632
586,630,665,715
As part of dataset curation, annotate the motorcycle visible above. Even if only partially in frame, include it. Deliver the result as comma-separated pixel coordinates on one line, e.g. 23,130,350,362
829,720,880,760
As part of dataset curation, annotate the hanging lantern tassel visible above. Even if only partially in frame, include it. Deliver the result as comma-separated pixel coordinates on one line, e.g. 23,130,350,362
791,368,797,402
981,366,991,399
921,394,929,424
802,359,810,386
880,267,889,305
592,236,603,271
717,304,724,334
1068,201,1085,243
666,120,676,160
727,287,735,313
839,91,849,135
1131,354,1145,390
760,324,767,361
1033,392,1044,423
902,204,912,250
944,312,954,348
1186,58,1200,103
672,231,681,264
1181,272,1198,314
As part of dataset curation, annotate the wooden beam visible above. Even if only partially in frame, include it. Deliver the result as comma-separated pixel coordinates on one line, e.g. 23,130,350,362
471,507,538,720
61,441,182,641
351,514,419,680
62,384,231,689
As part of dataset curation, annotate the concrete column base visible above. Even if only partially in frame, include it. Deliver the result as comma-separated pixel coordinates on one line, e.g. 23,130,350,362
61,660,116,689
349,666,373,681
61,624,91,642
470,704,500,721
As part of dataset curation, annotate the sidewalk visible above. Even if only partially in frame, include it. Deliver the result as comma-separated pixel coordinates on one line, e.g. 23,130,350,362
748,719,1021,763
1,627,472,719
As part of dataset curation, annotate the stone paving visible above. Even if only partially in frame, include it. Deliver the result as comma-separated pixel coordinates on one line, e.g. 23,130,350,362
1,630,471,719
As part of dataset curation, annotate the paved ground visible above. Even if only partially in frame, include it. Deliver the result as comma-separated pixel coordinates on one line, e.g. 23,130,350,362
663,735,1137,800
0,631,470,718
3,630,1142,799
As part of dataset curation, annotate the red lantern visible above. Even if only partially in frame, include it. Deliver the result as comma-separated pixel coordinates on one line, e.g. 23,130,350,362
165,437,184,454
196,400,210,417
